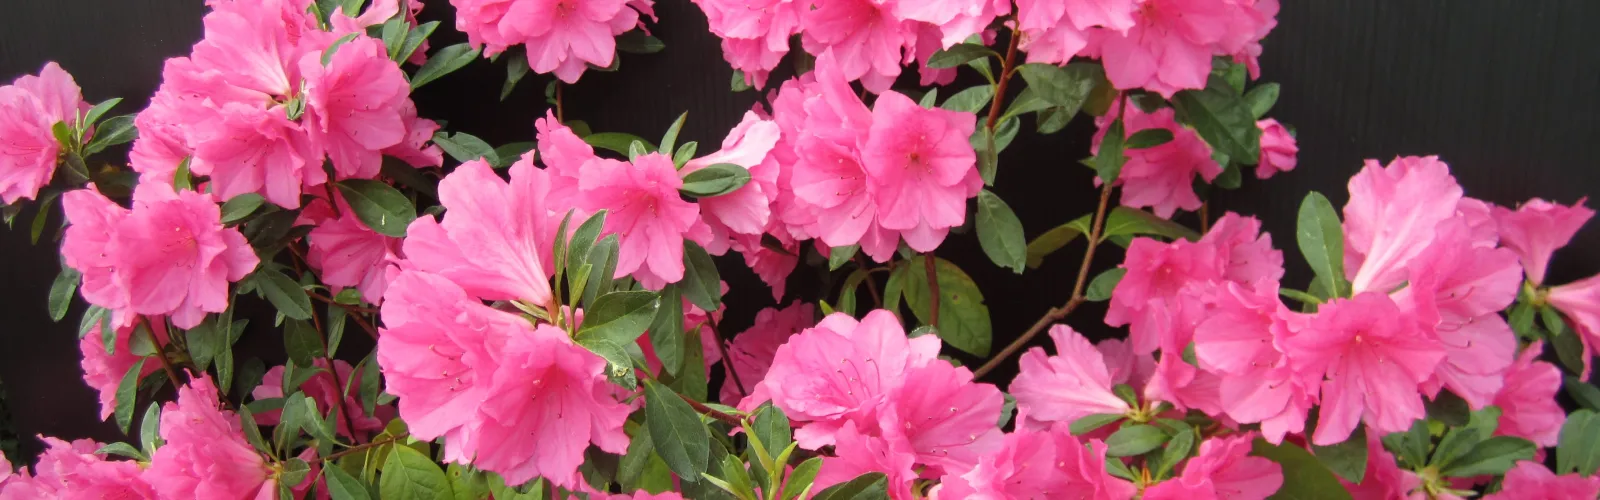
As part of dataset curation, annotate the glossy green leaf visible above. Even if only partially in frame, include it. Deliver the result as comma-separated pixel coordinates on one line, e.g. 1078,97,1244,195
644,380,711,482
48,266,79,322
283,319,323,368
811,472,888,500
681,163,753,198
1297,192,1348,299
1558,409,1600,475
324,459,373,500
114,359,146,433
1015,63,1101,116
1172,76,1262,164
1244,82,1280,119
336,179,417,237
1084,268,1127,302
432,131,497,164
1025,215,1091,269
502,53,529,100
1125,128,1175,149
1442,436,1534,477
1252,439,1353,500
411,43,480,89
1095,118,1126,182
940,85,995,113
84,115,137,155
681,241,722,311
1567,377,1600,411
1154,428,1195,479
1070,413,1125,435
903,257,991,356
83,98,122,128
96,442,146,461
220,193,266,224
379,445,452,500
1105,424,1168,457
829,245,859,271
585,132,657,157
1100,207,1200,241
256,268,314,320
575,290,661,371
927,44,994,69
976,190,1026,273
1311,424,1368,483
659,112,687,155
617,30,666,54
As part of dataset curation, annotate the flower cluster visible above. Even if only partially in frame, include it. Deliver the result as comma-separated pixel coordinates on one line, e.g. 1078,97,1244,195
450,0,656,83
0,62,88,204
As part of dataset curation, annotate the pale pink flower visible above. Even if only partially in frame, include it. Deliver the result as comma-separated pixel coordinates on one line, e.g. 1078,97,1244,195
301,195,403,305
189,0,308,99
0,62,87,204
1105,237,1222,354
575,153,703,289
146,375,273,500
1201,212,1285,284
937,426,1135,499
885,360,1004,477
1492,342,1565,447
1016,0,1135,64
79,319,167,420
722,302,815,406
1492,198,1593,285
1256,118,1297,179
403,159,559,306
1143,433,1282,500
1192,280,1313,443
252,359,387,440
0,437,156,500
757,310,941,449
1088,0,1274,97
693,0,803,89
1094,99,1223,218
1484,461,1600,500
299,35,412,180
452,0,650,83
893,0,1010,49
813,421,919,499
800,0,908,93
1343,156,1465,294
471,324,631,488
1011,325,1134,427
863,91,980,252
1550,274,1600,368
1341,434,1424,500
1283,293,1446,445
685,111,783,244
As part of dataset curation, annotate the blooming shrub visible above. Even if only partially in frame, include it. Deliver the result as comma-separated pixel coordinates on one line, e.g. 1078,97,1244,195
2,0,1600,499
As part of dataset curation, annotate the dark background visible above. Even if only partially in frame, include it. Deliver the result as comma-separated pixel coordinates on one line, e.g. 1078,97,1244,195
2,0,1598,464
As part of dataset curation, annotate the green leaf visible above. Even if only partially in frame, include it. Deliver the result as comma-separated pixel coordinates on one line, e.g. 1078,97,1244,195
236,405,270,454
643,380,711,482
283,319,323,368
1084,268,1127,302
114,358,145,433
96,442,146,461
681,241,722,311
1430,427,1484,472
139,397,163,454
646,285,685,377
1552,315,1587,373
325,459,373,500
379,445,452,500
1296,192,1348,299
1015,63,1101,115
903,257,992,356
1100,207,1201,241
1442,436,1535,477
565,209,609,280
784,457,823,500
432,131,497,164
256,268,314,320
1252,438,1353,500
575,291,661,371
220,193,266,224
411,43,481,89
1000,87,1054,122
1154,428,1195,479
28,190,60,245
1558,409,1600,475
940,86,995,113
583,235,620,307
1125,129,1175,149
502,53,529,101
681,163,753,197
1105,424,1168,457
83,98,122,128
1381,420,1432,470
379,18,407,61
709,454,756,499
1095,119,1126,182
829,245,859,271
79,305,109,339
838,268,869,317
1543,305,1569,337
927,44,994,69
1171,76,1262,164
1035,106,1074,134
731,70,752,92
1113,384,1139,407
810,472,888,500
1025,215,1091,269
1244,82,1280,119
752,405,792,461
671,326,710,402
48,266,80,322
1070,413,1125,435
659,112,687,155
490,142,535,168
396,21,439,65
584,132,657,157
1311,424,1368,483
617,30,666,54
275,392,309,451
1567,377,1600,411
84,115,137,155
673,141,699,169
1425,391,1473,427
629,140,650,161
336,179,417,237
975,190,1027,274
360,352,382,416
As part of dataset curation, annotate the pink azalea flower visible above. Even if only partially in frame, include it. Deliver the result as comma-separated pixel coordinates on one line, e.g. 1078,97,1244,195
382,100,445,168
1343,156,1465,295
1097,337,1157,389
78,319,167,420
800,0,908,93
252,359,388,440
1089,0,1273,97
938,425,1136,499
722,302,815,406
1143,433,1282,500
0,62,87,204
863,91,980,253
1341,433,1424,500
576,153,703,289
1492,342,1565,447
1105,237,1222,354
1491,198,1593,285
1192,280,1313,443
692,0,803,89
189,101,322,208
471,324,631,488
1283,293,1446,445
1483,461,1600,500
893,0,1010,49
685,111,783,243
1094,99,1223,218
0,436,156,499
299,34,412,180
534,111,599,206
1016,0,1135,64
1550,274,1600,368
1201,212,1285,284
453,0,648,83
130,76,201,182
813,421,920,499
784,52,894,258
1255,119,1298,179
1144,350,1224,416
904,23,959,87
403,159,559,306
189,0,307,99
62,183,259,329
301,195,403,305
885,360,1005,477
146,375,273,500
727,232,798,300
1401,221,1521,408
1011,325,1134,427
757,310,941,449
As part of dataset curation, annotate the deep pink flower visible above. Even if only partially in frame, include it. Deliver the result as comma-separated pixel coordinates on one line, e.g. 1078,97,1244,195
1401,220,1521,408
1016,0,1135,64
252,359,387,440
189,0,307,99
1255,119,1297,178
1492,342,1565,447
60,187,133,323
937,425,1136,499
1144,349,1225,416
576,153,703,289
403,159,559,306
1106,237,1223,354
1097,337,1157,389
1283,293,1446,445
383,101,445,168
757,310,941,449
784,52,893,258
534,111,598,206
1201,212,1285,284
885,359,1004,477
452,0,649,83
1011,325,1134,427
685,111,783,245
1492,198,1593,285
1193,280,1313,443
1143,433,1282,500
471,324,631,488
189,101,322,208
1550,274,1600,371
1089,0,1274,97
301,195,403,305
79,319,167,420
863,91,980,252
1484,461,1600,500
722,302,815,406
0,436,156,500
800,0,908,93
146,375,273,500
813,421,919,499
299,35,412,180
0,62,87,204
693,0,802,89
1343,156,1465,294
893,0,1010,49
1095,100,1223,218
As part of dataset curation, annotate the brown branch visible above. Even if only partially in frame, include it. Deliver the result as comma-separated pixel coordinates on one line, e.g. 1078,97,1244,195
983,29,1023,130
141,316,184,389
973,182,1116,379
1200,201,1211,234
555,82,565,123
855,254,883,309
707,316,747,398
306,302,360,441
307,291,379,315
923,253,941,329
682,394,742,427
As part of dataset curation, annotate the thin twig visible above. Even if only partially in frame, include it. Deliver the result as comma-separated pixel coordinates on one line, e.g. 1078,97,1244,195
855,254,883,308
555,82,565,123
973,182,1116,379
1200,201,1211,234
923,253,941,329
306,303,360,440
141,316,184,388
307,291,379,315
682,394,742,427
324,433,406,461
707,316,747,398
983,29,1023,130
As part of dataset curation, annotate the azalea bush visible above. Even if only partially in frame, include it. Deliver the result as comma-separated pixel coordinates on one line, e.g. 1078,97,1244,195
4,0,1600,498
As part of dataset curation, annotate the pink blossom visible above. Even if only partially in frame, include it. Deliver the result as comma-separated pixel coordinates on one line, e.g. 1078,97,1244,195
575,153,703,289
1492,198,1593,285
1256,119,1297,179
471,324,631,488
813,421,919,499
452,0,649,83
1550,275,1600,368
893,0,1009,49
905,23,959,87
0,62,87,204
383,101,445,168
800,0,908,93
1016,0,1135,64
1343,156,1465,294
1201,212,1285,284
188,101,321,208
1341,434,1424,500
535,111,599,206
885,359,1004,477
727,232,798,300
1095,99,1223,218
1192,280,1313,443
79,319,167,420
1011,325,1134,427
1097,337,1157,389
146,375,273,500
299,35,412,180
189,0,307,99
1492,343,1565,447
685,111,782,243
1144,350,1224,416
1088,0,1274,97
301,195,403,305
693,0,803,89
757,310,941,449
1401,221,1521,408
863,91,980,252
403,159,559,306
1483,461,1600,500
0,436,156,500
722,302,815,406
1143,433,1282,500
251,359,387,440
60,186,132,322
937,426,1136,499
1283,292,1446,445
785,52,892,259
1105,237,1222,354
